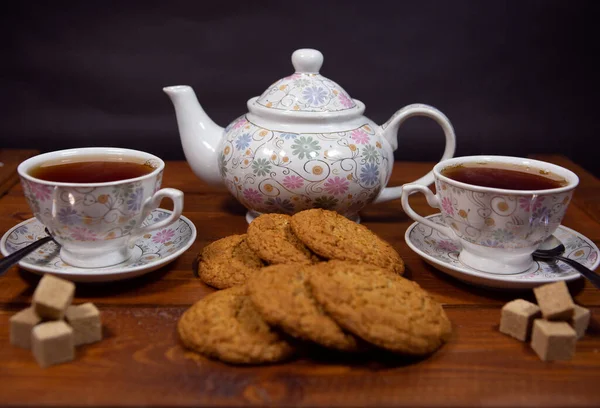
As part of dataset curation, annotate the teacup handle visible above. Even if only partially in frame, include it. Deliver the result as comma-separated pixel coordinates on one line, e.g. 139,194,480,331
401,184,455,238
132,188,184,238
374,104,456,203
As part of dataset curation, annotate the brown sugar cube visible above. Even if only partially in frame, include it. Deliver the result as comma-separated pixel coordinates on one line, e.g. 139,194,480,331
31,321,75,368
530,319,577,361
571,304,591,339
9,307,42,349
65,303,102,346
533,281,574,320
33,274,75,320
500,299,541,341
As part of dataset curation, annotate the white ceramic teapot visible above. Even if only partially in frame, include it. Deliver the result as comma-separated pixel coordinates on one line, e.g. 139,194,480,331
164,48,456,222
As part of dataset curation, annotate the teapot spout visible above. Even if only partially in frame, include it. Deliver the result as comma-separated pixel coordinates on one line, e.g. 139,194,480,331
163,85,224,186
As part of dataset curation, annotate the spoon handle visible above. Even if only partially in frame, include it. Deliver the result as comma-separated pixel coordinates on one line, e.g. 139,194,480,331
0,236,54,276
556,256,600,289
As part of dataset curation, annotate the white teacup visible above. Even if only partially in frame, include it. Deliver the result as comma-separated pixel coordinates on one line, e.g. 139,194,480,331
401,156,579,274
18,147,184,268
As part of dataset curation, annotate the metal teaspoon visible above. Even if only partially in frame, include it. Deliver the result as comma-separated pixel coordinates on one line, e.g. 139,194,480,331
533,236,600,289
0,228,57,276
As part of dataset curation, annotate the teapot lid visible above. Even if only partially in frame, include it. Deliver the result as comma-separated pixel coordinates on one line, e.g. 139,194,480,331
254,49,357,114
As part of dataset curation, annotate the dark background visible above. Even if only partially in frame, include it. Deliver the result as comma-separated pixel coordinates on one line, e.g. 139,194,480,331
1,0,598,176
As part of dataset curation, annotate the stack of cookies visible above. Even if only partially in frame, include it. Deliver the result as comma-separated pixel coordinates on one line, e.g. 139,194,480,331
195,208,404,289
178,209,452,365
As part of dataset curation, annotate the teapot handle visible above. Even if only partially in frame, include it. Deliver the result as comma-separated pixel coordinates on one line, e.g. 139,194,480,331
374,104,456,203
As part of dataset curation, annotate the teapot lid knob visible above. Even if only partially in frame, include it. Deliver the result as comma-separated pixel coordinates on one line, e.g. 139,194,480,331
292,48,324,74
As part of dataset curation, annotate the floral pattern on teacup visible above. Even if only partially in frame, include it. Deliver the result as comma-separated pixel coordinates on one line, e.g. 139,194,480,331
255,73,356,113
220,116,391,216
435,179,573,249
20,173,163,243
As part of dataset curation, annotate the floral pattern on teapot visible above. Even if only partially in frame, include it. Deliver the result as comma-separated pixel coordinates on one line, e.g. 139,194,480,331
255,73,356,113
435,179,573,249
220,115,392,215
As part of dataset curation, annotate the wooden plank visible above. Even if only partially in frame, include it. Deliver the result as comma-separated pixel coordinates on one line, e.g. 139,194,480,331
0,206,597,308
2,270,598,309
1,157,599,406
0,307,598,407
1,245,598,308
1,160,599,308
0,149,39,198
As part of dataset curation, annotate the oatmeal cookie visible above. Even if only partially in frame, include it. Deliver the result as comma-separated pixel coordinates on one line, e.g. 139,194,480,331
178,286,295,364
247,263,361,352
307,260,451,355
291,209,404,275
197,234,264,289
247,213,318,265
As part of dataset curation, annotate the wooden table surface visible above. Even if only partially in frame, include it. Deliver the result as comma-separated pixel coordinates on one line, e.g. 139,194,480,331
0,152,599,407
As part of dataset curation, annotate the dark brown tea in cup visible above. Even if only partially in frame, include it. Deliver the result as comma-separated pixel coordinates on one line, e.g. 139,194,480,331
441,162,568,190
29,156,155,183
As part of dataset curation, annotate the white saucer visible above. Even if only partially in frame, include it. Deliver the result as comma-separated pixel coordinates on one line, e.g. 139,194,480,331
405,213,599,289
0,209,197,282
